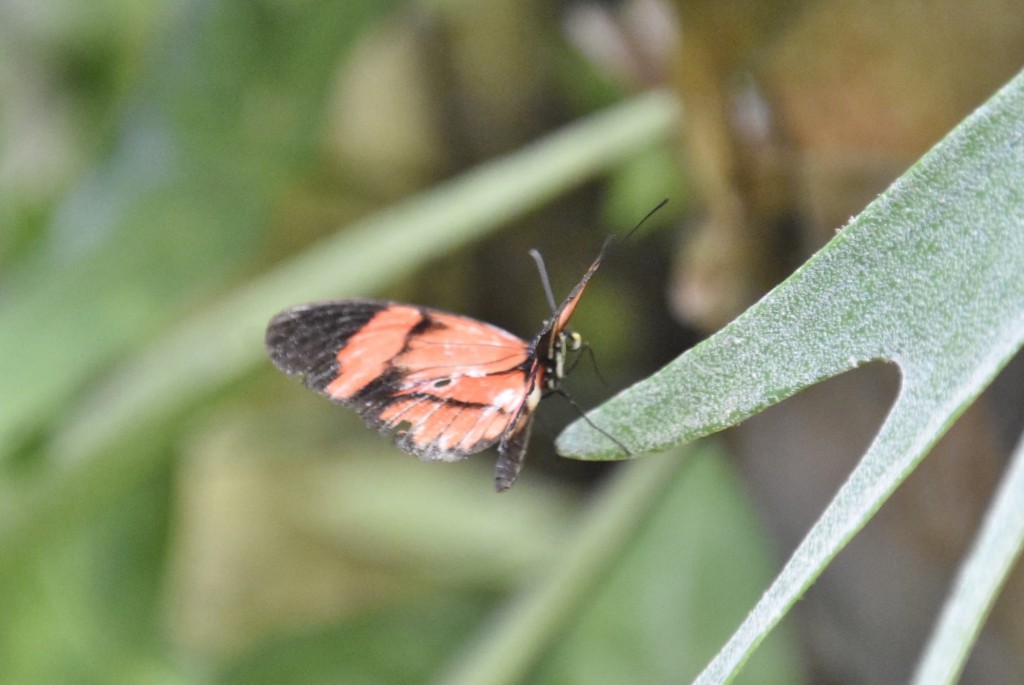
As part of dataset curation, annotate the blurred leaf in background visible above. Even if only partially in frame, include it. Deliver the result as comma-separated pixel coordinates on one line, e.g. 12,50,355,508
2,0,1024,683
0,0,405,460
0,0,691,682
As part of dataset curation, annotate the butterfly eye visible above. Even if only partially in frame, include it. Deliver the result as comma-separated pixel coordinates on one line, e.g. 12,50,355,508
433,379,452,388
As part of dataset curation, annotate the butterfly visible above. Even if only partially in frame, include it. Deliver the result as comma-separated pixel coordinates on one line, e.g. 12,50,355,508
265,201,665,491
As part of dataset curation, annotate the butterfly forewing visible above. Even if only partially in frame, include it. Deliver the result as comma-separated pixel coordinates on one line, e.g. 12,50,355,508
266,300,540,469
266,301,385,392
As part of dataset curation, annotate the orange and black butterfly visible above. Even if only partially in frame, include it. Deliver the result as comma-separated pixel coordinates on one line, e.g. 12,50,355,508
265,201,665,491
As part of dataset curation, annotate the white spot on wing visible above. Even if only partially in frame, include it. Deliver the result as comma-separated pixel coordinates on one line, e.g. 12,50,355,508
492,388,519,410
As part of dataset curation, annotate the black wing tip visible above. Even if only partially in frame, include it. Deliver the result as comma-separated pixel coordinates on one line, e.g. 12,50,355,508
264,305,321,376
265,300,388,380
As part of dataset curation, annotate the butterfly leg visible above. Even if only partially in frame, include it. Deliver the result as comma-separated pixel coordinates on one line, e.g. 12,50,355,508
548,388,633,456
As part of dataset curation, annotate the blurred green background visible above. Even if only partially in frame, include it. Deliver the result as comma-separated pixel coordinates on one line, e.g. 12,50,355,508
2,0,1024,683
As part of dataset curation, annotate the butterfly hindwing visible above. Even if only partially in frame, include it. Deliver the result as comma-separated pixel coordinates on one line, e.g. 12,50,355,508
266,300,541,469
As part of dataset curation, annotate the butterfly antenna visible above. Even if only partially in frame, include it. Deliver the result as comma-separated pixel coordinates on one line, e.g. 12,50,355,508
550,388,632,455
620,198,669,245
592,197,669,265
529,248,559,314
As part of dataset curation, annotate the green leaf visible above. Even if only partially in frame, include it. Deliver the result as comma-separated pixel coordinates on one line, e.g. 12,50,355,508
558,69,1024,681
434,446,803,685
529,447,802,685
911,430,1024,684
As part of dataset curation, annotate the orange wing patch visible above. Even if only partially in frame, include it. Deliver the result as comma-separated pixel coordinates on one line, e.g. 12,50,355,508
324,305,420,398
